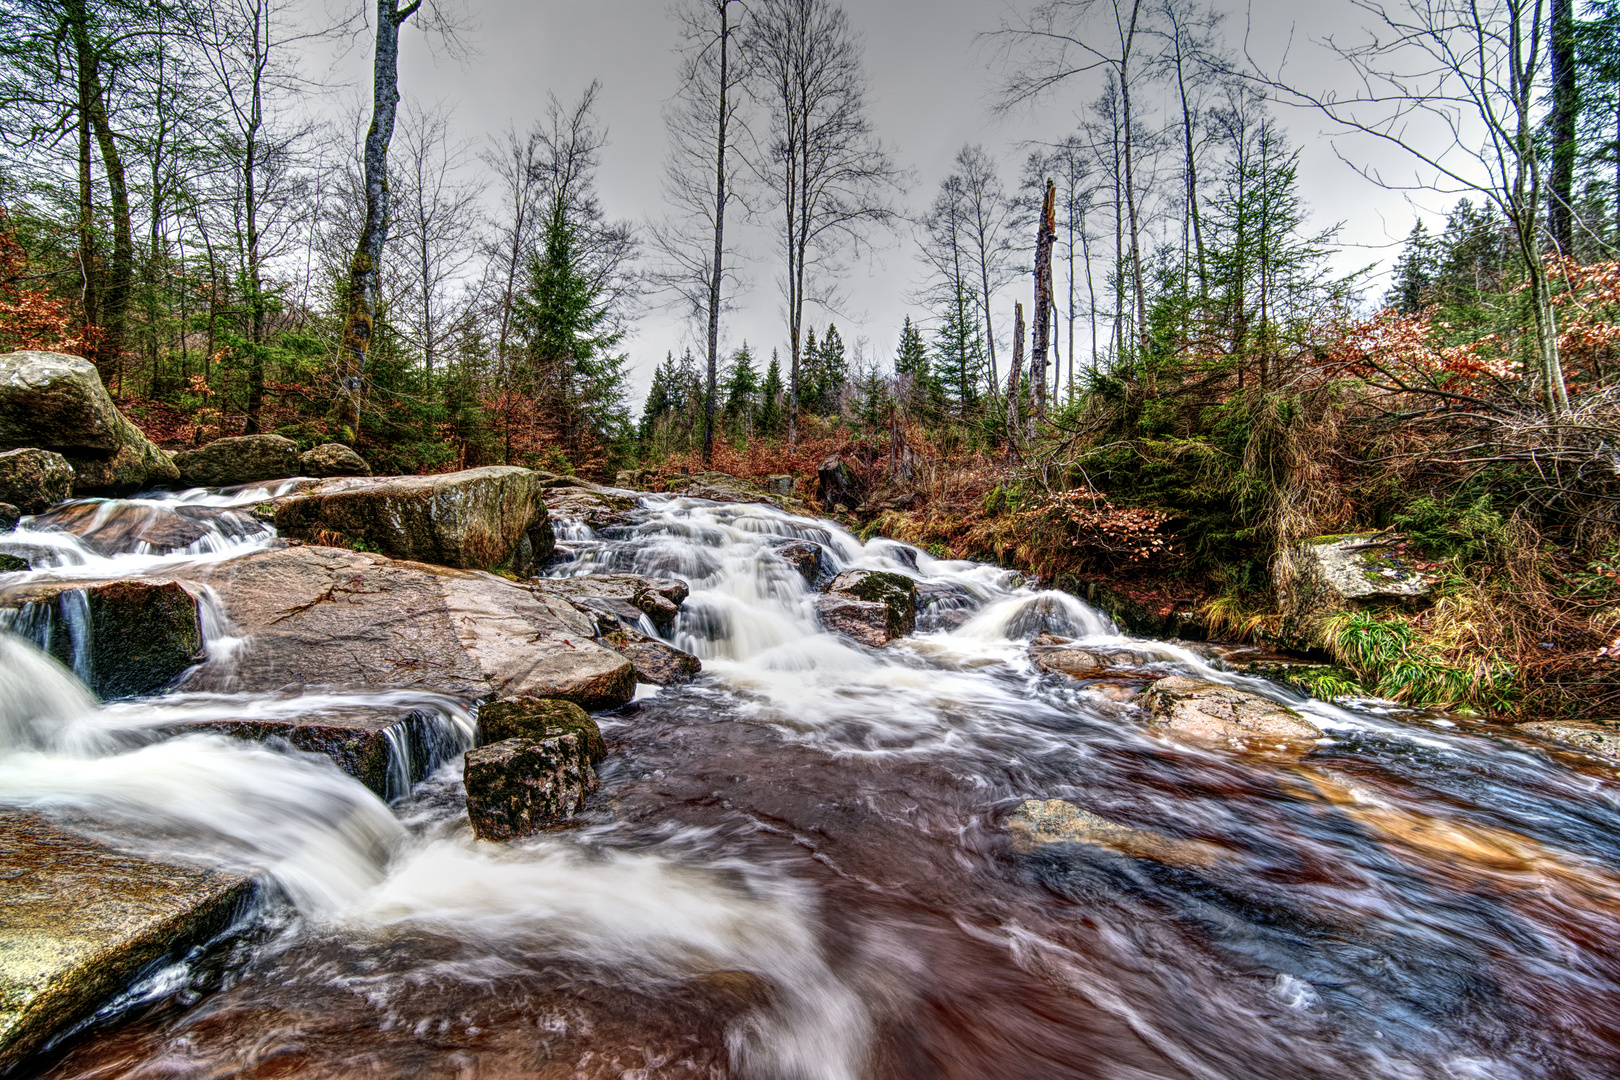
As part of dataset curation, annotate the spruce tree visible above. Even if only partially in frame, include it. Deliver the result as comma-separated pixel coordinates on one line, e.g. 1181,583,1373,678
894,315,939,418
934,285,986,418
722,342,759,437
814,323,847,415
757,349,785,437
1385,221,1437,314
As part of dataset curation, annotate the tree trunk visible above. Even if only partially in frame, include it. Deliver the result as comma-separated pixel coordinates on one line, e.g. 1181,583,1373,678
1118,0,1148,378
1032,181,1056,426
1549,0,1577,255
702,0,733,466
1006,301,1024,457
333,0,421,443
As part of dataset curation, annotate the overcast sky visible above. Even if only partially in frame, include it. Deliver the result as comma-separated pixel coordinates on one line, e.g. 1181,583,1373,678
314,0,1456,408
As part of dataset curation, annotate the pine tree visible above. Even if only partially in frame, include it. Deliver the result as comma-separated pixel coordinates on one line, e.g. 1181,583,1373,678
722,341,759,437
1385,221,1437,314
799,326,820,413
640,352,683,439
933,285,986,417
893,315,940,418
811,323,847,415
757,348,785,437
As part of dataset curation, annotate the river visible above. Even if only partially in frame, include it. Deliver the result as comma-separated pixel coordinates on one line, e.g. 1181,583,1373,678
3,485,1620,1079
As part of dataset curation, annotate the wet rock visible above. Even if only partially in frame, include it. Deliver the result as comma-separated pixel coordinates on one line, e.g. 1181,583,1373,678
0,553,26,573
616,639,703,686
531,573,690,635
763,474,796,497
168,546,637,708
299,442,371,478
1138,675,1321,751
774,540,822,584
1007,799,1224,867
547,488,635,530
0,501,17,531
825,568,916,639
0,810,253,1073
816,595,898,648
0,352,179,493
476,697,606,762
175,706,463,799
1280,533,1431,628
173,434,300,488
0,580,203,700
272,466,550,571
816,455,862,511
29,500,265,557
1517,721,1620,763
0,448,74,513
464,734,598,841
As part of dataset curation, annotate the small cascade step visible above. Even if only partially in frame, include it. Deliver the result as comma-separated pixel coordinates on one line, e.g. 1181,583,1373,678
170,705,470,801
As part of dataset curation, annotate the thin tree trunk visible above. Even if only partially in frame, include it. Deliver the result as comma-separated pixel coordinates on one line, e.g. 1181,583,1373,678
1006,301,1024,458
1549,0,1577,254
333,0,422,443
1118,0,1148,378
242,20,267,434
1032,181,1056,426
702,0,733,465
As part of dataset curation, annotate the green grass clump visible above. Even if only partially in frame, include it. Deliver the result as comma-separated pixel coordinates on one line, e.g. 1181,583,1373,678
1319,611,1515,713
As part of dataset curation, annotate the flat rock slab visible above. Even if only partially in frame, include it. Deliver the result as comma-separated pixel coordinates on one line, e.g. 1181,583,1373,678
175,546,635,708
0,811,253,1072
1007,799,1225,868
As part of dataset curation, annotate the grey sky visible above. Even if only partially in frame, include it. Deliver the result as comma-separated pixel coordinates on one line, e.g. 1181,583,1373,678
332,0,1451,406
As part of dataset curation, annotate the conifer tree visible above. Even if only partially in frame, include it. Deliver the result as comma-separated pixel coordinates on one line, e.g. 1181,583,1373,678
757,348,785,437
893,315,939,419
1386,221,1437,314
934,284,986,418
722,341,759,436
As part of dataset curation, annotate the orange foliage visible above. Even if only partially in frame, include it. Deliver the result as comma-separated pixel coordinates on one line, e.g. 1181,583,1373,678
0,211,91,355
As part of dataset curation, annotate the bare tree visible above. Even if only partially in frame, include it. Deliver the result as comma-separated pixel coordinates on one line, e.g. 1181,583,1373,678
1257,0,1571,418
651,0,748,464
480,122,543,400
747,0,902,443
392,99,480,379
953,144,1018,398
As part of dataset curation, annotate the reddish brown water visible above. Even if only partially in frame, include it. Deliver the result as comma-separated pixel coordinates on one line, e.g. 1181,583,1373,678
7,494,1620,1079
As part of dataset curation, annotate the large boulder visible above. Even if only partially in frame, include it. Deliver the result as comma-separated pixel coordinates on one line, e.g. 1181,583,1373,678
1138,675,1321,752
299,442,371,478
0,352,179,492
824,568,916,639
464,734,598,841
169,546,637,709
816,596,899,648
0,811,254,1073
172,434,301,488
0,579,203,700
774,540,823,585
1279,532,1431,630
476,697,606,762
272,466,551,571
0,449,73,513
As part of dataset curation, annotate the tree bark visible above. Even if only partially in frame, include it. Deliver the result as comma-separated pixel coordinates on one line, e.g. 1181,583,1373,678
1549,0,1577,255
1032,181,1056,426
332,0,421,443
701,0,734,465
1006,300,1024,458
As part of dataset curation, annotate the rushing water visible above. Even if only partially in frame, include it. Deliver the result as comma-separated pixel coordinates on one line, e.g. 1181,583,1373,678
4,488,1620,1078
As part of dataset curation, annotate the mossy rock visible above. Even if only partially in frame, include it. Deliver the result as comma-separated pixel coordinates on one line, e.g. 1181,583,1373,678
0,553,27,573
475,697,606,764
826,568,917,639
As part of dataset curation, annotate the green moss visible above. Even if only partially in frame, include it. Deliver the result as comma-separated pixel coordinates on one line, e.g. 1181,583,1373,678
476,698,606,764
0,554,26,573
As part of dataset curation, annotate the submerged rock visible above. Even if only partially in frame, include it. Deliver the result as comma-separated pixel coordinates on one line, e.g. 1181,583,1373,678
0,352,178,493
1007,799,1225,867
273,466,551,571
30,500,265,557
0,579,203,700
0,448,74,513
170,546,637,708
299,442,371,478
464,734,598,841
476,697,606,763
1138,675,1321,752
173,434,300,488
824,568,916,640
0,811,253,1072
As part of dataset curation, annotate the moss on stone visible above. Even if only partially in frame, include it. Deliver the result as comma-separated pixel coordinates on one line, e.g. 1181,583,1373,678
476,697,606,764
